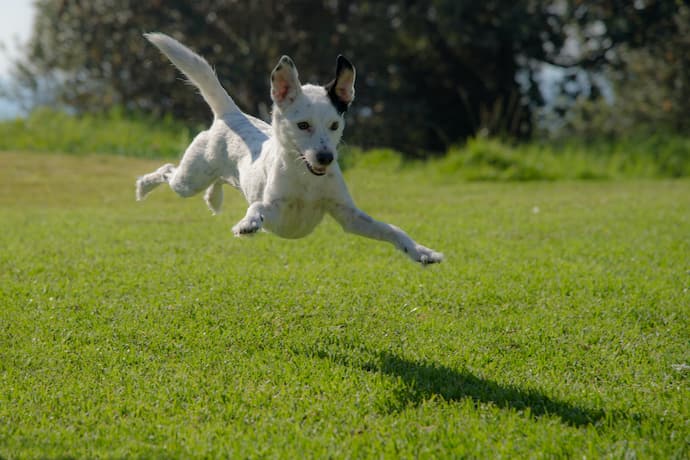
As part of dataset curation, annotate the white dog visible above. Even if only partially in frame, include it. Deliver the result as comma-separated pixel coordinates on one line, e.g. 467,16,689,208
136,33,443,264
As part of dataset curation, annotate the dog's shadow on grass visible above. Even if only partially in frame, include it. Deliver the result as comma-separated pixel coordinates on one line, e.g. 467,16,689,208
302,338,622,427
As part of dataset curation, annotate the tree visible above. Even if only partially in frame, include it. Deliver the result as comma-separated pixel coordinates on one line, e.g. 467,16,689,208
7,0,688,155
541,1,690,138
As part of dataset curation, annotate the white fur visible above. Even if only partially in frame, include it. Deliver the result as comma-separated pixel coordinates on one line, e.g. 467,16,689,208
136,33,443,264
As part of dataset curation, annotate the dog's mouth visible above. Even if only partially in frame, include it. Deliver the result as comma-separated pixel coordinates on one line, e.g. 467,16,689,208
299,155,327,176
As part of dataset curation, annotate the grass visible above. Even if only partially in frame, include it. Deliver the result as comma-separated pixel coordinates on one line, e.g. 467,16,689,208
0,108,196,159
404,136,690,181
1,108,689,179
1,151,689,458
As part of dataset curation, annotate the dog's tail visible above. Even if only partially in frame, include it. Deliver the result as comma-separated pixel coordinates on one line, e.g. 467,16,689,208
145,32,239,118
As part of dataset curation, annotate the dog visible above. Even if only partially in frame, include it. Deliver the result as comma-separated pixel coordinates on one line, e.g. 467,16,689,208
136,33,443,265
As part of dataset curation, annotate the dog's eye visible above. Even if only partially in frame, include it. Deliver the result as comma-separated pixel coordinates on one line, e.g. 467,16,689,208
297,121,311,130
329,121,339,131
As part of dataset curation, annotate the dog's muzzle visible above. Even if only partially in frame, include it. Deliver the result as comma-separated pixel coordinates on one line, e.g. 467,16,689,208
301,150,334,176
305,161,326,176
316,151,334,166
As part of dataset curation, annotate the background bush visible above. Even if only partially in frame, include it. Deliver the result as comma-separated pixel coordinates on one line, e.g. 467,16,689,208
4,1,688,157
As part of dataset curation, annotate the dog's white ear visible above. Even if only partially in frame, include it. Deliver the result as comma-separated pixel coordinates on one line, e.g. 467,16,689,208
325,55,356,114
271,56,302,108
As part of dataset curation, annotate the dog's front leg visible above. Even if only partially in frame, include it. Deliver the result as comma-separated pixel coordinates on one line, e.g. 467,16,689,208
232,202,275,236
330,204,443,265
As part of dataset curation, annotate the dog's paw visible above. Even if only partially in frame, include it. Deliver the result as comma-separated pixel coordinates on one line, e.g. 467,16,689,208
406,244,444,265
135,177,153,201
232,216,262,237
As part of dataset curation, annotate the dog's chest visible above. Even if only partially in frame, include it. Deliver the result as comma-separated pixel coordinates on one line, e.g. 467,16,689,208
266,195,329,239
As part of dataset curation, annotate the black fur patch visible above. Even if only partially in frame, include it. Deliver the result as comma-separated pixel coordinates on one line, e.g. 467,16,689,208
325,55,354,114
281,56,295,68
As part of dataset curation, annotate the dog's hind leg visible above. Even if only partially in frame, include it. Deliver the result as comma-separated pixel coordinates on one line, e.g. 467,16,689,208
164,130,219,198
136,163,175,201
204,180,224,214
136,130,218,202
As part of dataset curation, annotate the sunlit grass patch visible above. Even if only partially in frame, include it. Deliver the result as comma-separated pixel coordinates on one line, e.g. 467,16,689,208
0,152,688,458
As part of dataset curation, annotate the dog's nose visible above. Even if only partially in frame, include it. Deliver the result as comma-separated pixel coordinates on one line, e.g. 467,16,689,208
316,151,334,166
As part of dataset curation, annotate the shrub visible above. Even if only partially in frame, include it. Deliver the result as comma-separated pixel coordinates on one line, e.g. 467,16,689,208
0,107,194,158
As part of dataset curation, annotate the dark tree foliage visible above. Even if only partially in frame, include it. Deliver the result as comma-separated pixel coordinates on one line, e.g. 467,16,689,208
8,0,688,155
556,2,690,138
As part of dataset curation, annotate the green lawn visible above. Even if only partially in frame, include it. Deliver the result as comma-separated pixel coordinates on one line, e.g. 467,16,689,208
1,151,688,458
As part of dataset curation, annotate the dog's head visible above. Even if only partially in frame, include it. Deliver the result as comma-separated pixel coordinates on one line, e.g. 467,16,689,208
270,55,355,176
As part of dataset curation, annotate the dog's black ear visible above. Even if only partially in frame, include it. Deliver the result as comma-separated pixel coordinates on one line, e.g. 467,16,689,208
271,55,302,108
325,55,356,114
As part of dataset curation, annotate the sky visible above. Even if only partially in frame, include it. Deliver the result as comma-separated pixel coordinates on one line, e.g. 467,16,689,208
0,0,34,76
0,0,34,117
